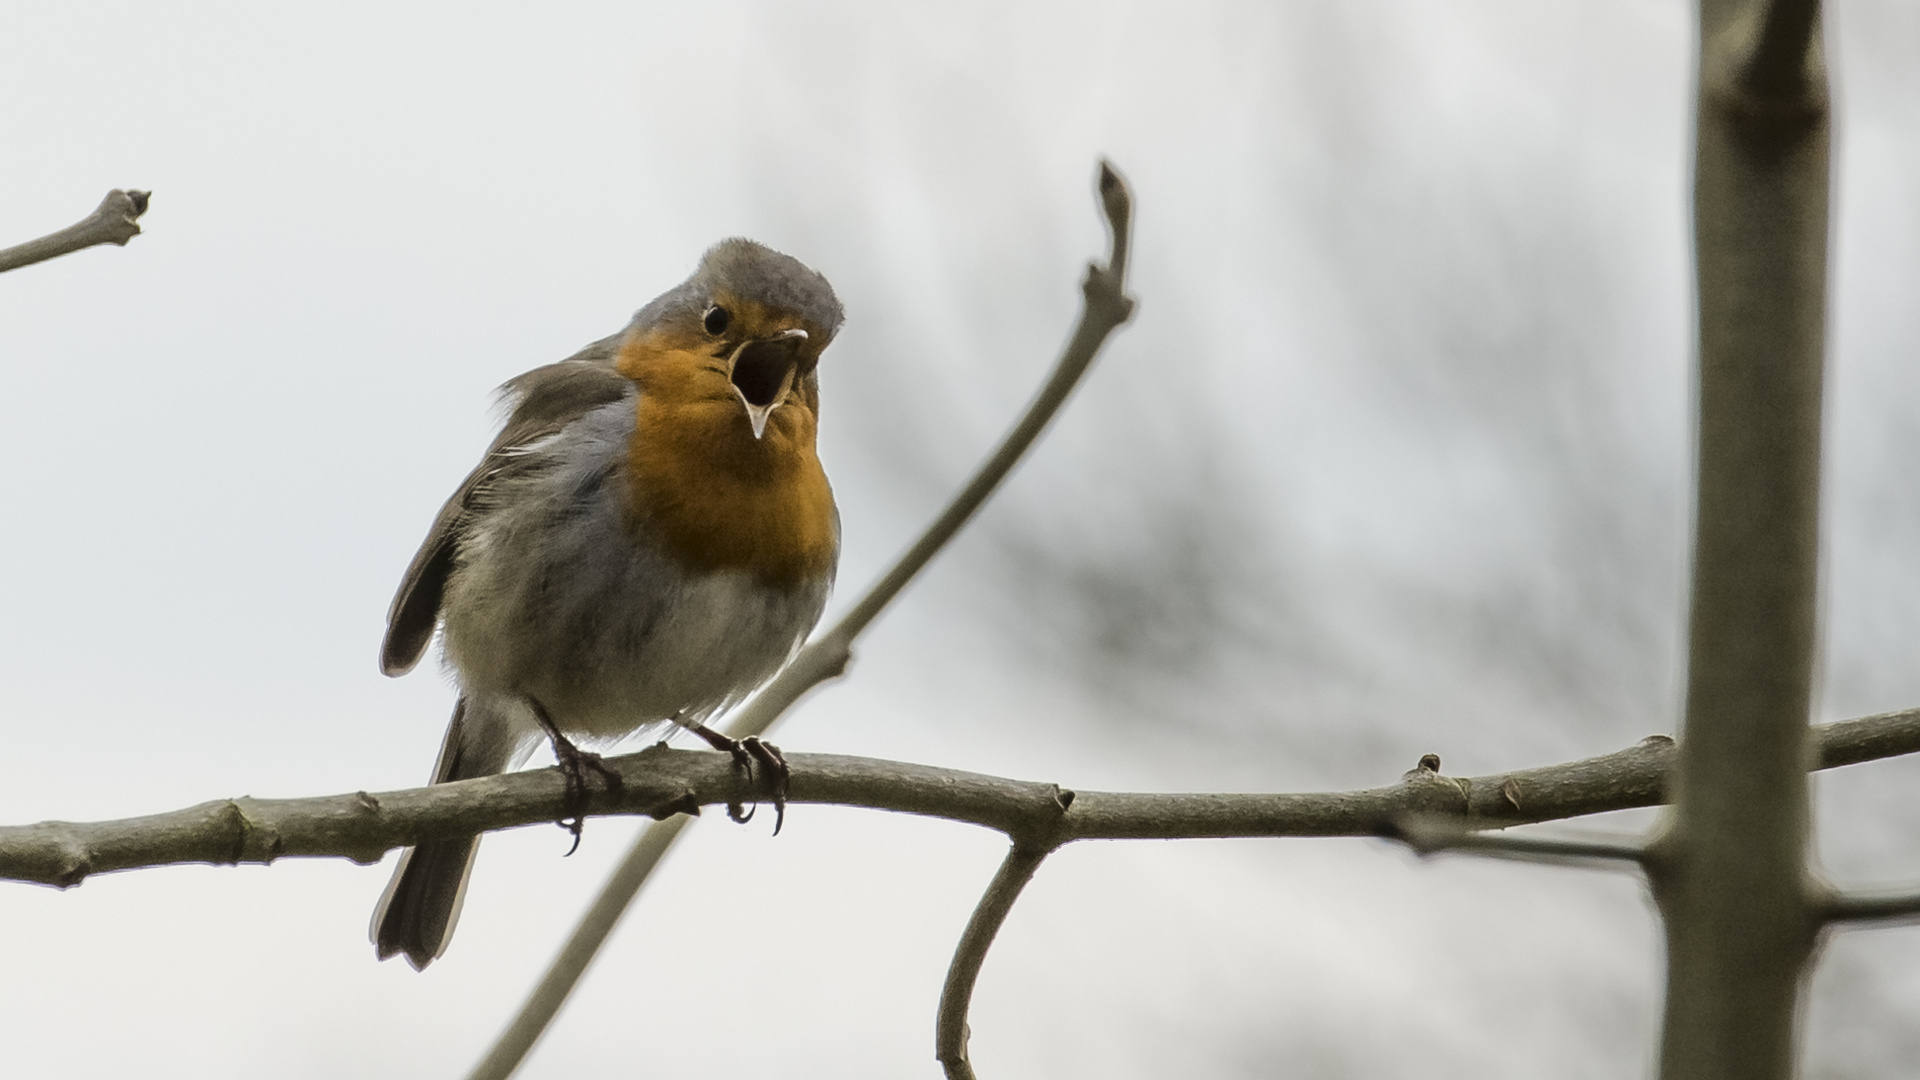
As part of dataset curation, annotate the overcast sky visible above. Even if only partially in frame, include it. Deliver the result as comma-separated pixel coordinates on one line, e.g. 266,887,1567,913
3,3,1919,1078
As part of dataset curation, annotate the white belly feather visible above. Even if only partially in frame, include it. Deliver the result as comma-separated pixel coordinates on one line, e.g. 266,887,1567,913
438,401,829,742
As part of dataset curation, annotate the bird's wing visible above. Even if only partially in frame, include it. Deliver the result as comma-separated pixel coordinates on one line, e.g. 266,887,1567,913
379,333,634,675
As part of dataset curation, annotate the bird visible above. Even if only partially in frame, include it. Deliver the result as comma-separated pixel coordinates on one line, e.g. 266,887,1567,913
370,238,843,970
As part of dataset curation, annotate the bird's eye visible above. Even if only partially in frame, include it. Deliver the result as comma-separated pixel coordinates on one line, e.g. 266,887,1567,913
703,306,730,336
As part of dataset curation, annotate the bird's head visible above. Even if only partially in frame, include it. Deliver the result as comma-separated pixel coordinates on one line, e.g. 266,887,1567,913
617,239,844,444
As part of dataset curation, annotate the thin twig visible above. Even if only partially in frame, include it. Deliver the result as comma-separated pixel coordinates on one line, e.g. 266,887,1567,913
1387,815,1649,868
463,160,1138,1080
1817,889,1920,928
0,190,151,274
724,158,1135,740
936,844,1054,1080
4,713,1917,888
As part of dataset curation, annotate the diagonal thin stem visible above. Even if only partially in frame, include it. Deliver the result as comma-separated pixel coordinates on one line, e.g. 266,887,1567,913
464,815,690,1080
936,843,1054,1080
465,160,1138,1080
0,190,150,274
719,158,1135,742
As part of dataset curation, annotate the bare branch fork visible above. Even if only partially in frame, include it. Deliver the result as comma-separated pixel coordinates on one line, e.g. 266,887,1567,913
1394,702,1920,881
465,160,1138,1080
937,844,1050,1080
4,711,1920,1075
0,189,151,274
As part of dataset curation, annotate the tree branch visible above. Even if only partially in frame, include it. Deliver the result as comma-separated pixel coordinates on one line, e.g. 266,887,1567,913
1386,815,1649,868
936,844,1054,1080
1811,706,1920,768
1659,2,1831,1076
0,189,150,274
463,159,1139,1079
721,158,1135,743
11,711,1908,1080
1730,0,1822,102
1817,889,1920,928
5,713,1917,889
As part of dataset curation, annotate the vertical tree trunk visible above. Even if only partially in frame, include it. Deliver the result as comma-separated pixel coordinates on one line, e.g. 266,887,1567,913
1656,2,1830,1078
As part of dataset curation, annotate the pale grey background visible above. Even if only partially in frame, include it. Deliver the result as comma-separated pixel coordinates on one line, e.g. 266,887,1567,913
2,2,1917,1077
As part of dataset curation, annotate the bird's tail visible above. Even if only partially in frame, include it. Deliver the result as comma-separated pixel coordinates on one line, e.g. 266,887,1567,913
371,695,520,970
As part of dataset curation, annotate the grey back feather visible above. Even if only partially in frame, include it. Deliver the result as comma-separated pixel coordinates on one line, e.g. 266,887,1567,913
380,334,634,676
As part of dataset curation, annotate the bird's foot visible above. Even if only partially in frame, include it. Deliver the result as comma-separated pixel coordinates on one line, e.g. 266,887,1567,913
531,701,624,855
553,740,625,855
686,723,790,834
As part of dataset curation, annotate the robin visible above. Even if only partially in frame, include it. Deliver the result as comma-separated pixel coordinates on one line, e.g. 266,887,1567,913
370,239,843,970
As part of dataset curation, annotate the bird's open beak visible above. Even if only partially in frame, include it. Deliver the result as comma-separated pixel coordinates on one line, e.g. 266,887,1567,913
728,328,809,439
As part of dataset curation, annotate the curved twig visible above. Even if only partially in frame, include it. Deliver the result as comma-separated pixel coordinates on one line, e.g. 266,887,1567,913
465,159,1138,1079
0,190,150,274
936,844,1054,1080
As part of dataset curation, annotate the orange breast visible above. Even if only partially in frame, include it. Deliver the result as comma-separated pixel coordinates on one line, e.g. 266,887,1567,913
620,344,838,591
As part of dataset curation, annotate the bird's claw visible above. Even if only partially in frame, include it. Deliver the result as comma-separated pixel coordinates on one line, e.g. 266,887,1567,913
537,711,624,855
690,724,789,834
744,737,789,835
